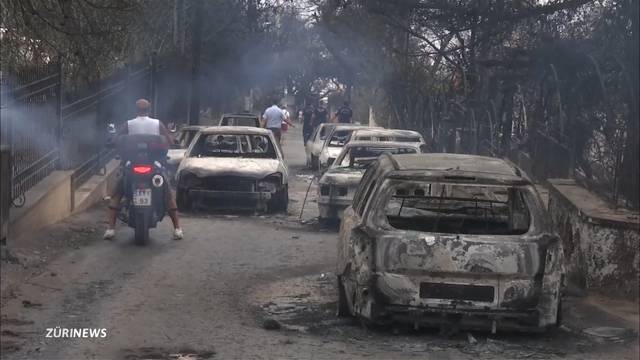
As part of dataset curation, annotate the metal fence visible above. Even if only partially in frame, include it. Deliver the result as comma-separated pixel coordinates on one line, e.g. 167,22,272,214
0,57,157,208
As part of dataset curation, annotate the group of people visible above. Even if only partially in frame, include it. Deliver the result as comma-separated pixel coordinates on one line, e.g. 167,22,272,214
299,100,353,143
261,98,353,146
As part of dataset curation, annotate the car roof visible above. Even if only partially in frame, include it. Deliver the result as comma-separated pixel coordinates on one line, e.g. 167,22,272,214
384,153,526,181
352,128,422,137
331,124,371,131
200,126,271,135
180,125,206,131
345,140,420,150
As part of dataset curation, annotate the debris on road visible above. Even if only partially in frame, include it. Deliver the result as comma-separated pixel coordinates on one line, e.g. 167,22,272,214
583,326,630,340
262,318,282,330
21,300,42,308
467,333,478,345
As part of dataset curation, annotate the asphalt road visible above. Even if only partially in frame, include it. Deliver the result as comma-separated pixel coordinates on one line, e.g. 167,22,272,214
1,125,638,360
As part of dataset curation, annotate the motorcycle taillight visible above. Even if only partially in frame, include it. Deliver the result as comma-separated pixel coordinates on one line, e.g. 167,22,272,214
133,165,152,174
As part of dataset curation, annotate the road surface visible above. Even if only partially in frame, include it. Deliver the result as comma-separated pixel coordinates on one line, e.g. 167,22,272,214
1,126,638,360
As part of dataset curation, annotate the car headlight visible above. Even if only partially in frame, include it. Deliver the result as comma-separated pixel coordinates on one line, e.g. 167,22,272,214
258,173,282,193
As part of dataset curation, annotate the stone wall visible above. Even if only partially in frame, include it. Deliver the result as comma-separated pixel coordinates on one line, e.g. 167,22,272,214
547,179,639,297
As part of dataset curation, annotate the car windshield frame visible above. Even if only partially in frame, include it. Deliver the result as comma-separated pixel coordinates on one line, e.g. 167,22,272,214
189,132,277,159
333,146,418,169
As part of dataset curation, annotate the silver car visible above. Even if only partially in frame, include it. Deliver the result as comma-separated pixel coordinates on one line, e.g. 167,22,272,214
349,128,427,151
176,127,288,212
305,123,335,170
318,141,420,223
337,153,563,332
317,124,372,170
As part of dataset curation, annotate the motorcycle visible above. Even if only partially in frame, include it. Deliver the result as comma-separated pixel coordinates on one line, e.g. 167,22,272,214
108,125,169,245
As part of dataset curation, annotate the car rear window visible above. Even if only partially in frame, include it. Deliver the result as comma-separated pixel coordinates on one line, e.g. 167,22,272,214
384,182,531,235
191,134,276,159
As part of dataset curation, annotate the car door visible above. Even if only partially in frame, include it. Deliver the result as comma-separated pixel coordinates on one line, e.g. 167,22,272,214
305,127,320,159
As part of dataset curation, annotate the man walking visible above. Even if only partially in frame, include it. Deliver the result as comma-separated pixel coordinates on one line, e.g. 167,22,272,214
301,101,315,144
262,99,286,145
333,101,353,123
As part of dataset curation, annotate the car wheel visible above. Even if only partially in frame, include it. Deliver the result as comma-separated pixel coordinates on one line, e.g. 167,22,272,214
268,185,288,213
336,275,351,317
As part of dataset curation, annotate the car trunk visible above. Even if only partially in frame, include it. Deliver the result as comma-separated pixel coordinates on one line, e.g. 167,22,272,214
373,231,545,310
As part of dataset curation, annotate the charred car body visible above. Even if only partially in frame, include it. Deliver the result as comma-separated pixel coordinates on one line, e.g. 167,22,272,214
349,128,428,152
318,141,420,223
176,127,288,212
166,125,205,178
305,123,335,169
317,124,371,170
336,153,563,332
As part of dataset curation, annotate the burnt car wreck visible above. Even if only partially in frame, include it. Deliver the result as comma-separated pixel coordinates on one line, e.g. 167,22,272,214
176,127,288,213
336,153,564,333
318,141,420,223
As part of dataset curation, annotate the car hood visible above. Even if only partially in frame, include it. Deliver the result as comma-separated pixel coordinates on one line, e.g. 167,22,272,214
167,149,187,165
181,157,282,179
320,167,365,186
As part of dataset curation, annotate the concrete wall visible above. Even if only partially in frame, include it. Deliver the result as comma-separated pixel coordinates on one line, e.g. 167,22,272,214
548,179,640,297
9,171,73,242
8,159,119,242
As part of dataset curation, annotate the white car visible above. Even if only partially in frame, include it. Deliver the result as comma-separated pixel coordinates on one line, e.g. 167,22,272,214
348,128,428,151
176,126,289,213
317,124,372,170
167,125,206,182
305,123,336,169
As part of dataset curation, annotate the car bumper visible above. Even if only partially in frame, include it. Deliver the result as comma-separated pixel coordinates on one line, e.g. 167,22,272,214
187,189,272,209
354,272,553,331
318,199,351,220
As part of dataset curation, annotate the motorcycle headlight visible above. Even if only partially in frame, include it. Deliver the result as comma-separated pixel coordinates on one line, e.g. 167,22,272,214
258,173,282,193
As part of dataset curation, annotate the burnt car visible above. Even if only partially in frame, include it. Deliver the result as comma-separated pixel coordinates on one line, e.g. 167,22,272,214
305,123,335,169
317,124,372,170
318,141,420,223
176,127,288,212
219,113,261,127
336,153,563,332
167,125,206,171
349,128,428,152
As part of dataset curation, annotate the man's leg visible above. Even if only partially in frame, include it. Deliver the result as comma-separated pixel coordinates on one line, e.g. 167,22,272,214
165,188,183,240
104,193,122,239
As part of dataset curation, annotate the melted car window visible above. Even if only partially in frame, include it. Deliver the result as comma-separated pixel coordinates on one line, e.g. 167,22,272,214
385,182,531,235
336,147,417,168
192,134,276,158
327,130,353,147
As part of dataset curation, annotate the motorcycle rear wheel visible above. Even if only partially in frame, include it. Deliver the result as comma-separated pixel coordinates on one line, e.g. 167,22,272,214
134,212,150,246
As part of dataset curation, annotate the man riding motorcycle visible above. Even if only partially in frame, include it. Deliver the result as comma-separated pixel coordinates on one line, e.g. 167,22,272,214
103,99,184,240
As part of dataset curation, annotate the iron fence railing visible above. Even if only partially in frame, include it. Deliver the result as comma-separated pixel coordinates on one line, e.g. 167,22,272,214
1,55,158,208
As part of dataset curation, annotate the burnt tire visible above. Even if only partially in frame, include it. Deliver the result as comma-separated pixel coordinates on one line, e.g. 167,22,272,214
134,212,150,246
269,185,288,213
336,275,351,317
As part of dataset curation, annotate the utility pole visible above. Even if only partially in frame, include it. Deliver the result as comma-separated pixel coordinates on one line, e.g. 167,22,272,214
187,0,203,125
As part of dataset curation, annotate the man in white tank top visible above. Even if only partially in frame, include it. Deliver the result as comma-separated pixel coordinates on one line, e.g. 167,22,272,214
104,99,184,240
